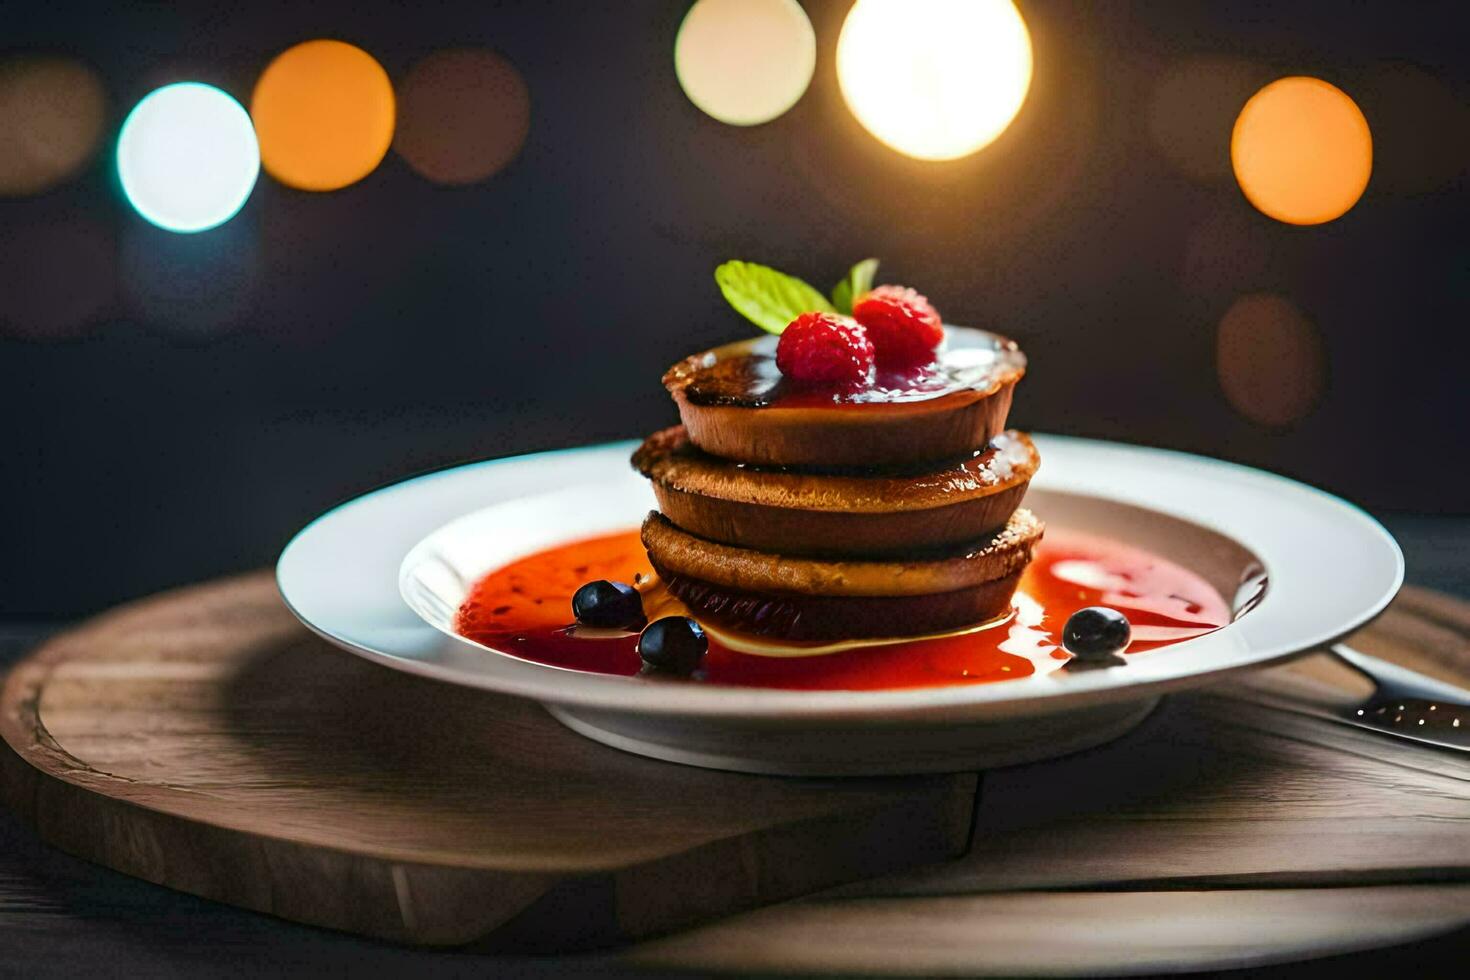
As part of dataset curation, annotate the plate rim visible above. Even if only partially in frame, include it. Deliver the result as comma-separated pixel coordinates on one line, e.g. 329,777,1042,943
277,435,1403,721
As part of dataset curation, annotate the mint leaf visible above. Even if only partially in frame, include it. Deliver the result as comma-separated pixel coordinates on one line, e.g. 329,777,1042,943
714,260,836,335
831,258,879,314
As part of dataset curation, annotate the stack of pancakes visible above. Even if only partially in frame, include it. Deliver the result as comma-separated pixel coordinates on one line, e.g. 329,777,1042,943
633,327,1043,642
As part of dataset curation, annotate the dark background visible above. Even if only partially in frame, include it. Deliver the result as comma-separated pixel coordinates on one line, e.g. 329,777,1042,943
2,1,1466,617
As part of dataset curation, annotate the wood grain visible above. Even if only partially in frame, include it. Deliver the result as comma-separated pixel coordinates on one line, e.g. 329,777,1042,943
0,573,976,947
626,885,1470,975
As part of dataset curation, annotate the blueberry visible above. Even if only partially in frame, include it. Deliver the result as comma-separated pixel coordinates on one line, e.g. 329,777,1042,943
1062,606,1131,663
571,580,643,629
638,617,707,674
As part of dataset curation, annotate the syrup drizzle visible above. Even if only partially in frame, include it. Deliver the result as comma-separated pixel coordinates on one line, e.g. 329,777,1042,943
455,528,1231,691
675,331,1024,409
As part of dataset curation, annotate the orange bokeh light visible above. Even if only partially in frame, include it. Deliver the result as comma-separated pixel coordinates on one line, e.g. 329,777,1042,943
251,39,394,191
1231,76,1372,225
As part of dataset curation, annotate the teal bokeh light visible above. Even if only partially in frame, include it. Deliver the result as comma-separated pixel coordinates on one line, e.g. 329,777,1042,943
117,82,260,234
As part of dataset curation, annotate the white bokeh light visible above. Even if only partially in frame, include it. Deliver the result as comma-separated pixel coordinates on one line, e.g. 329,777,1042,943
117,82,260,233
837,0,1033,161
675,0,816,126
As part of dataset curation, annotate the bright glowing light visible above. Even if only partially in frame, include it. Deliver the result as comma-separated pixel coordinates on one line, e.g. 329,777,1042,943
1232,77,1372,225
675,0,815,126
837,0,1032,161
0,56,107,196
394,49,530,185
1217,293,1325,427
117,83,260,234
252,39,395,191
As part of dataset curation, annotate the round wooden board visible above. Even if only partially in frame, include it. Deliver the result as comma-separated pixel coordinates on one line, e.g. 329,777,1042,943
1,575,1467,975
0,573,976,948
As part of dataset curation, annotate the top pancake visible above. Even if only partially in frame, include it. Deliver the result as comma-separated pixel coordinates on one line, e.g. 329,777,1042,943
663,326,1026,468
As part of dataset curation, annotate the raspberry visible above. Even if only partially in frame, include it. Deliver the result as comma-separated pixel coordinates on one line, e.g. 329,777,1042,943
775,312,875,386
852,285,944,366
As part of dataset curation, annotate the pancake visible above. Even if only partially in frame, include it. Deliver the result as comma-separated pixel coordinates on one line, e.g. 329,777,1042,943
663,326,1025,468
633,427,1038,558
640,509,1043,641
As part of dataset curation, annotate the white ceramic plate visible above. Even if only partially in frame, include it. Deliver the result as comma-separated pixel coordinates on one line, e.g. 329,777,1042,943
277,435,1402,775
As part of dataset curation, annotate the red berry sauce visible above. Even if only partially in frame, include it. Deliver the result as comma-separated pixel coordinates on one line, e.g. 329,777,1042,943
455,527,1232,691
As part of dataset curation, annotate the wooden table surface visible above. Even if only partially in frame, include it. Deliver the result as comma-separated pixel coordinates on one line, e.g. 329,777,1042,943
1,515,1466,978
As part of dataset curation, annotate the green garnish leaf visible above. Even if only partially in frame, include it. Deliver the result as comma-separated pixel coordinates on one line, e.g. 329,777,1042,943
831,258,879,315
714,260,836,335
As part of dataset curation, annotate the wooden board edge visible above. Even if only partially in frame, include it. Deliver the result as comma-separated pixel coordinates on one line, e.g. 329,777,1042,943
0,648,559,945
0,730,557,945
0,729,978,949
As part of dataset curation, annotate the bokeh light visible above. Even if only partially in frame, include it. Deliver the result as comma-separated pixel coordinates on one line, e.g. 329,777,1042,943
0,217,114,340
393,49,530,185
1217,293,1325,427
251,39,395,191
836,0,1032,161
117,82,261,234
0,55,107,196
1148,57,1269,182
674,0,815,126
1231,76,1372,225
